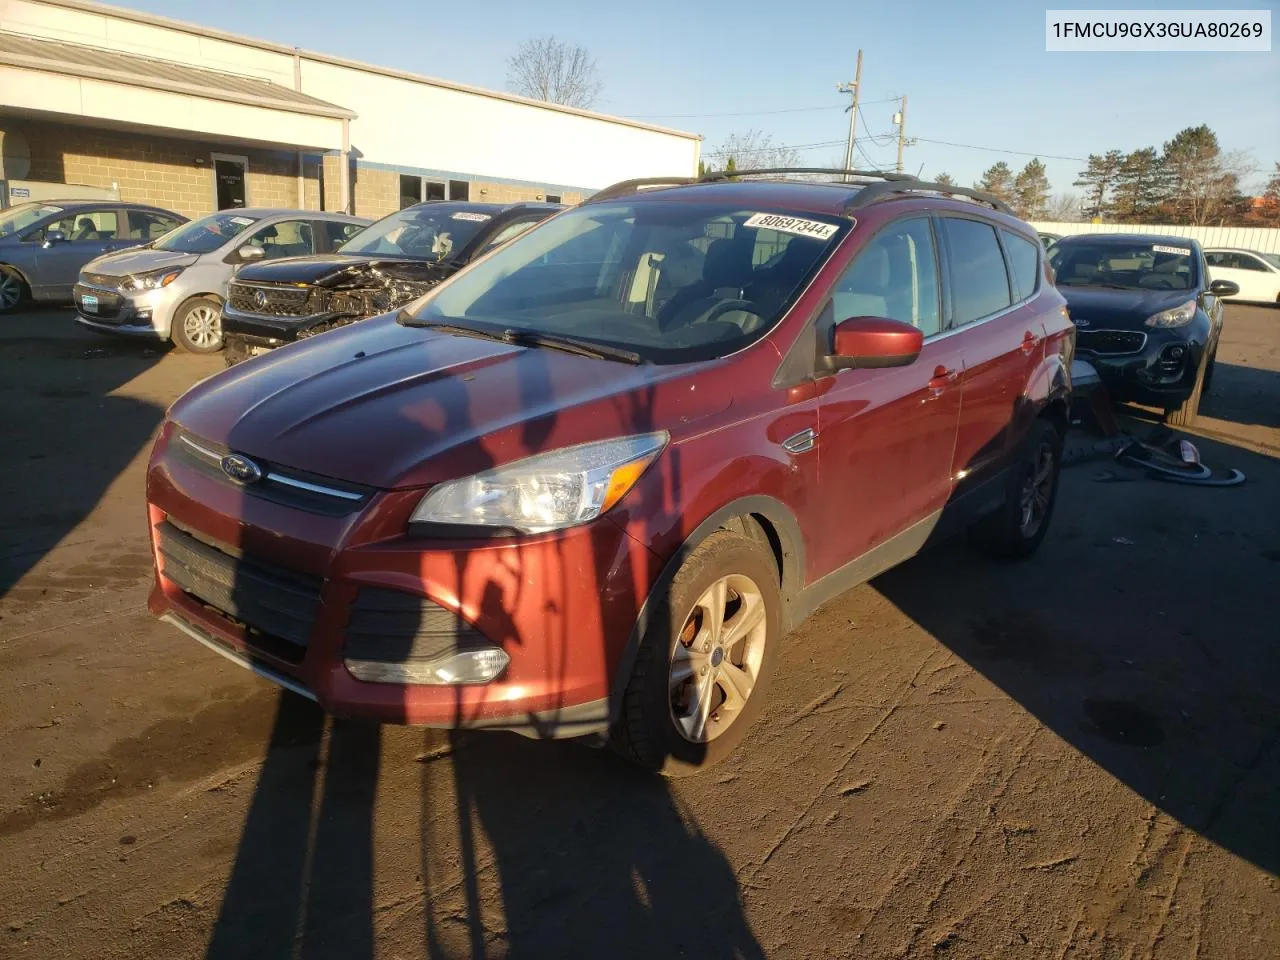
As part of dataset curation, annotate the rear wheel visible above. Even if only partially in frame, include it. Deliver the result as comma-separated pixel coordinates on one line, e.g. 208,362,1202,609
970,418,1063,560
0,266,28,314
611,531,781,777
171,297,223,353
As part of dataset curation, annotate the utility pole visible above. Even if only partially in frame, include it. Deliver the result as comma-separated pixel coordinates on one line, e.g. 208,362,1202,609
894,94,908,174
837,49,863,181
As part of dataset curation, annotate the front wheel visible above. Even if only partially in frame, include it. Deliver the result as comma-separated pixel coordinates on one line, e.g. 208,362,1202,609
611,531,781,777
970,418,1063,560
1166,350,1208,427
0,266,28,314
171,297,223,353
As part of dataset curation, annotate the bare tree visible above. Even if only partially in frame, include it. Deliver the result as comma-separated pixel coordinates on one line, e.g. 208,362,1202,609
506,36,602,109
703,130,803,174
1046,193,1084,221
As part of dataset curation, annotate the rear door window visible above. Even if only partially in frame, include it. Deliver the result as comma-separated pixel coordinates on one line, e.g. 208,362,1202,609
322,220,364,251
940,218,1012,326
243,219,317,260
127,210,182,241
1001,229,1041,301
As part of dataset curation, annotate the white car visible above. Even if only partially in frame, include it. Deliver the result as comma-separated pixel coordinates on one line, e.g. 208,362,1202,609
1204,248,1280,305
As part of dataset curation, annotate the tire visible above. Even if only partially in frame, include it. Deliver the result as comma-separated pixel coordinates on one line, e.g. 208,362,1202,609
222,336,253,368
1201,351,1216,396
970,418,1063,560
0,266,29,314
1166,350,1208,427
611,531,782,777
170,296,224,353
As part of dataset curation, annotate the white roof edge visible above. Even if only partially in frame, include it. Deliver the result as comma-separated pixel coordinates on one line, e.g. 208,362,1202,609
34,0,704,142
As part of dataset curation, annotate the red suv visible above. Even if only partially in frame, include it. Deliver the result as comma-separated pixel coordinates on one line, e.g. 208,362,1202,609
146,170,1074,775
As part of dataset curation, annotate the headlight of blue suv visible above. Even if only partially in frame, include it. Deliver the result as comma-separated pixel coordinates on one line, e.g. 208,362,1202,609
121,267,184,292
410,432,669,534
1144,299,1196,328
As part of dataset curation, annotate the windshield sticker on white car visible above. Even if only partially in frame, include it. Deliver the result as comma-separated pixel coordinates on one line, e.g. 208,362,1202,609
451,212,492,222
743,213,839,240
229,216,254,226
1152,244,1191,256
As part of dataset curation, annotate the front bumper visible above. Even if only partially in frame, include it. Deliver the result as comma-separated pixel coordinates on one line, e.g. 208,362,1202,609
221,304,351,346
73,282,179,339
144,428,656,736
1074,327,1204,406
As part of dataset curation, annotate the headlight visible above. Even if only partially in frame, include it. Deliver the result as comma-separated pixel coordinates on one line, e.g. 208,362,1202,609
121,267,184,292
1144,299,1196,328
410,432,668,534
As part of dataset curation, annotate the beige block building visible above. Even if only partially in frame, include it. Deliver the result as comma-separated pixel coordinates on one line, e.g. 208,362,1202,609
0,0,701,222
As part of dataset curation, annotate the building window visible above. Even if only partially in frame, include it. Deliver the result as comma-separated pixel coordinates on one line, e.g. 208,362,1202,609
425,181,446,202
399,174,422,209
546,194,562,204
448,180,470,201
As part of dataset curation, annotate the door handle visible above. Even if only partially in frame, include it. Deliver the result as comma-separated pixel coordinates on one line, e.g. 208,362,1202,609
928,365,959,389
1020,331,1040,355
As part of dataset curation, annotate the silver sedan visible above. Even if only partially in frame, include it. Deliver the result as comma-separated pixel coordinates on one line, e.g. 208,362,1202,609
72,209,369,353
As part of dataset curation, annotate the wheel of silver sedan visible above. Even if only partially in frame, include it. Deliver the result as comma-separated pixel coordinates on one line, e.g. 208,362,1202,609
1018,440,1055,538
183,303,221,349
668,573,768,744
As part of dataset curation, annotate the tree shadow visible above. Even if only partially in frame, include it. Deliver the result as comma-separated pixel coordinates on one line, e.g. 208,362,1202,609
0,310,168,602
872,428,1280,877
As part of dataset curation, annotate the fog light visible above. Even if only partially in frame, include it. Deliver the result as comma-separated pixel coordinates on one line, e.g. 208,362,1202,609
1167,346,1185,359
135,309,153,321
344,647,510,685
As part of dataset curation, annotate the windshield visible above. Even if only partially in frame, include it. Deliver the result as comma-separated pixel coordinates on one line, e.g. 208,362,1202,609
1049,240,1200,291
152,212,260,254
337,206,495,261
0,202,62,238
406,200,847,364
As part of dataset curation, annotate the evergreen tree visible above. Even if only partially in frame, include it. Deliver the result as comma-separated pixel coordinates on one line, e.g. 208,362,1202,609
1012,159,1050,220
1109,147,1166,222
1073,150,1124,220
976,162,1014,203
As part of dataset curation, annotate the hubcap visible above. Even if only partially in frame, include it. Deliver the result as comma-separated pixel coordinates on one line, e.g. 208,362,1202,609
0,272,20,309
184,304,221,348
1019,442,1055,537
668,574,768,744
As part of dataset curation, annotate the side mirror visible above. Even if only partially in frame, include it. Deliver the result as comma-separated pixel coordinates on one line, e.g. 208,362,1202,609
238,244,266,262
824,316,924,373
1208,278,1239,297
43,229,67,248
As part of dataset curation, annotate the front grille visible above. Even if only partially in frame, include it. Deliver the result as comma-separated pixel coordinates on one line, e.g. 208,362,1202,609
75,284,124,320
228,282,316,317
80,272,119,289
172,430,374,516
157,520,322,655
1076,330,1147,356
344,588,488,663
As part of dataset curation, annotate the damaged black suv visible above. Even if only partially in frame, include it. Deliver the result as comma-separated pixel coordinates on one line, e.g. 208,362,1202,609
220,200,564,365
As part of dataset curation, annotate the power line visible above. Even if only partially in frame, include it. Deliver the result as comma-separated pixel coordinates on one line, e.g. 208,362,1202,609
912,137,1087,162
624,97,900,120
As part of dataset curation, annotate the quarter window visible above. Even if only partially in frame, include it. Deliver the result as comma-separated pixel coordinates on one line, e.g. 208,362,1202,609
1236,254,1267,272
1002,230,1041,301
940,218,1012,326
831,217,941,336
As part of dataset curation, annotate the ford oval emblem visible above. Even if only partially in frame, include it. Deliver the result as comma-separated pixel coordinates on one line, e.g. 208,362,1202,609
254,289,268,309
220,453,263,485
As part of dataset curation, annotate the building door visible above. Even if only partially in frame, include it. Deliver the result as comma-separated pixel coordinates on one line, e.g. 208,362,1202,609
212,154,248,210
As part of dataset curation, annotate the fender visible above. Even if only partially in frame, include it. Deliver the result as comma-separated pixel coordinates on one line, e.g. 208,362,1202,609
607,494,806,724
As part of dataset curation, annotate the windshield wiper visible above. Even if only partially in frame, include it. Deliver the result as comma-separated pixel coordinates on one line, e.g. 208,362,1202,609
499,329,644,365
396,315,644,364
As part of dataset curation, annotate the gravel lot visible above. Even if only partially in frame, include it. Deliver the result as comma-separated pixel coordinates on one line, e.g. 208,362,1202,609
1,305,1277,960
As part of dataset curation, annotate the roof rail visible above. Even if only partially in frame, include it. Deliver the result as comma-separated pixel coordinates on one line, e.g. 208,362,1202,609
584,168,1016,217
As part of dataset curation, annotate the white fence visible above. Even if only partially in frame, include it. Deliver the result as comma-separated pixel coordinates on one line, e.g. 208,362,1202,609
1030,221,1280,254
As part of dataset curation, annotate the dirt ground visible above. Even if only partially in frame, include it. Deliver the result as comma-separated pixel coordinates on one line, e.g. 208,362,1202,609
1,305,1277,960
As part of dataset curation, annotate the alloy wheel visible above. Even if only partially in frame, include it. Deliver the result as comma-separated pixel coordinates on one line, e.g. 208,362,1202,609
0,271,22,310
1018,442,1055,538
184,303,221,348
668,574,768,744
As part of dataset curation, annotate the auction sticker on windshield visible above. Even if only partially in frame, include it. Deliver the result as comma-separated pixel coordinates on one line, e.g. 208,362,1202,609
452,212,491,222
743,213,840,240
230,217,254,226
1152,244,1191,256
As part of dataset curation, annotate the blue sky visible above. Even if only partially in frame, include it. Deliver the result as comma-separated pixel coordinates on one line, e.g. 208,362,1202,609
120,0,1279,195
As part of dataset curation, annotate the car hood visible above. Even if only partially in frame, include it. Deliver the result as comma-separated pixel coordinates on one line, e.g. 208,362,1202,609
1059,286,1198,329
233,254,452,288
85,247,198,276
167,314,729,490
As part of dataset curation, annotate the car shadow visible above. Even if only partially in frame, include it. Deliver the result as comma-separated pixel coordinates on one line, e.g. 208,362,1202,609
872,428,1280,877
1198,362,1280,430
0,310,169,602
